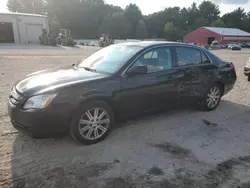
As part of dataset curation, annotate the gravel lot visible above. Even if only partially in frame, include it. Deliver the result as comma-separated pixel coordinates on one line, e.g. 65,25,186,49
1,45,250,188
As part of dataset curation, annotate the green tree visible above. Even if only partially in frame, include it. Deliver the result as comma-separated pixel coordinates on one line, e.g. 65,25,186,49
43,0,122,38
100,12,132,39
7,0,22,12
7,0,46,14
164,22,177,41
145,7,182,39
81,0,104,4
246,12,250,32
198,1,220,24
135,20,148,39
124,3,142,38
211,19,226,27
222,7,248,31
186,3,201,30
144,13,161,38
193,18,209,29
7,0,250,41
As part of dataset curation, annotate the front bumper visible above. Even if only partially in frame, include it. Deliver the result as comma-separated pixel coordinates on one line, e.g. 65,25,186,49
244,66,250,76
8,93,73,138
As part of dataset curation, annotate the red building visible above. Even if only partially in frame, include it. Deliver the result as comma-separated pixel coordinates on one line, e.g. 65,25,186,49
184,27,250,45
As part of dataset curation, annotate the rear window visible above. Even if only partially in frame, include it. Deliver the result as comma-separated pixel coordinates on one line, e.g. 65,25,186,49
203,49,229,67
204,49,222,61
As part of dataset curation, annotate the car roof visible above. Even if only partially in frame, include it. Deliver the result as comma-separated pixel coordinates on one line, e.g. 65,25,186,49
116,41,197,48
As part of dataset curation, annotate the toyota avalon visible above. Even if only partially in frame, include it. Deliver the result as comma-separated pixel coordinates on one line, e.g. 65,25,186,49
8,42,237,145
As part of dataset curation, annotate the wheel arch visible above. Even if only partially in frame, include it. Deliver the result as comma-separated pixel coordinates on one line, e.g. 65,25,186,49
214,81,225,96
68,96,116,127
68,96,115,145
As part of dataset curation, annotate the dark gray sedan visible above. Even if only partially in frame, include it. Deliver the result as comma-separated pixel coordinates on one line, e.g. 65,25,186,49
8,42,237,145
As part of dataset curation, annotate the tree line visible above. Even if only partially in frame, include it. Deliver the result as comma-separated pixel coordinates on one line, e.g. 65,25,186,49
7,0,250,40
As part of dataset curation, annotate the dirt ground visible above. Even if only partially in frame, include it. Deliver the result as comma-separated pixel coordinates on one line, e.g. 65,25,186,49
1,45,250,188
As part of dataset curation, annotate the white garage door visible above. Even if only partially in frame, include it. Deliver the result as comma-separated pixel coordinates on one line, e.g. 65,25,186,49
26,24,42,43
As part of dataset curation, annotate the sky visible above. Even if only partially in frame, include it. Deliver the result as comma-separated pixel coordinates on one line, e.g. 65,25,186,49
0,0,250,15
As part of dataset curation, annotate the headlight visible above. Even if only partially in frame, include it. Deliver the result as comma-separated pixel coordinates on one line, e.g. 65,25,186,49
23,94,57,110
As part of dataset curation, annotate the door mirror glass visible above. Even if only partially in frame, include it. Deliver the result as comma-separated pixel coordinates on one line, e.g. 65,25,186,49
127,65,148,77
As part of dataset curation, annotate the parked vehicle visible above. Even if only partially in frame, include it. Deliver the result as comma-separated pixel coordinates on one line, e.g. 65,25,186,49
39,29,57,46
237,43,249,48
245,43,250,48
244,57,250,81
8,42,237,145
226,43,235,48
210,40,221,50
98,33,114,47
56,29,76,46
228,44,241,50
227,44,233,49
219,44,227,49
210,44,221,50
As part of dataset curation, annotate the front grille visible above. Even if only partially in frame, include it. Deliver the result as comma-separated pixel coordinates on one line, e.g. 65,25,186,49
9,87,22,108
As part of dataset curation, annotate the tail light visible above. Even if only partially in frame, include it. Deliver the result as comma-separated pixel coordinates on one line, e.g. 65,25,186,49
231,62,236,72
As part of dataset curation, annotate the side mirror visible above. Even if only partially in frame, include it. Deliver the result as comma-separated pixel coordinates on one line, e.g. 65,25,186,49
127,65,148,77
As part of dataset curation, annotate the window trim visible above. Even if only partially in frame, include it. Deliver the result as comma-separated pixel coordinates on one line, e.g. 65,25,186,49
121,44,213,77
121,45,174,77
201,51,211,64
203,51,213,64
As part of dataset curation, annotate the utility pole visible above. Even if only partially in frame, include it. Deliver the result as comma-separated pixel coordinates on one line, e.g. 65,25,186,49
220,31,223,43
32,0,35,14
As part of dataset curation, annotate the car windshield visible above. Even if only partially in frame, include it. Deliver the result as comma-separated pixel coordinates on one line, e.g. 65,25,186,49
77,45,143,74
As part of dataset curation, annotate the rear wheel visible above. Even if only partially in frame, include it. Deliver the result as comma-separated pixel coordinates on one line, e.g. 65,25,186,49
70,101,114,145
248,75,250,82
199,84,222,111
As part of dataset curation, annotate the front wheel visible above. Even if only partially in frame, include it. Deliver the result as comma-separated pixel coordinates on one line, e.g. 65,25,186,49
199,84,222,111
247,75,250,82
70,101,114,145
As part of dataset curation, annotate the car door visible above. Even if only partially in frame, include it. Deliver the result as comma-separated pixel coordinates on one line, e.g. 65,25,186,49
120,46,179,116
174,46,216,98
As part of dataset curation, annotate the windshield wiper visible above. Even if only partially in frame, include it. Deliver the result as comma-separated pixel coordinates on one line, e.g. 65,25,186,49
83,67,97,72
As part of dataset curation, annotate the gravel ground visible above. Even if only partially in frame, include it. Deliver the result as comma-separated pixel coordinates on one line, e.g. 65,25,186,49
1,46,250,188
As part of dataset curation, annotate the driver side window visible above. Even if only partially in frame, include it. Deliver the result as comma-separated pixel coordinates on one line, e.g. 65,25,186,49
133,47,173,73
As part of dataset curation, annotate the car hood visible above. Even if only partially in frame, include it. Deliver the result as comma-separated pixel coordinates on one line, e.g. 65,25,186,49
15,66,108,95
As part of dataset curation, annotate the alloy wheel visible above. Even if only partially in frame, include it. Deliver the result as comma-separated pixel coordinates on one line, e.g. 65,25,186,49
78,108,110,140
206,86,220,109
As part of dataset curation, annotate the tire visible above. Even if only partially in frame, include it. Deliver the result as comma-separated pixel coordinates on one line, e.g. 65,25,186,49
70,101,114,145
248,75,250,82
199,84,222,111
